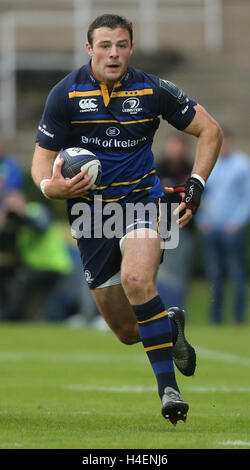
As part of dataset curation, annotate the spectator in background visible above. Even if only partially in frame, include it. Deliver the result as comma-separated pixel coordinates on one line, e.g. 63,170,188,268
0,138,97,323
0,136,24,204
196,129,250,323
0,191,74,321
156,133,193,188
156,133,194,309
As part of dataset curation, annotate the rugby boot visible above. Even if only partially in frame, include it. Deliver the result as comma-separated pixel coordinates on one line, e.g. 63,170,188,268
168,307,196,376
161,386,189,425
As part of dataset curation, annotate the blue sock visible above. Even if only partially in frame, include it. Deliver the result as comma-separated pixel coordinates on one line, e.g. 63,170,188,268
132,295,179,398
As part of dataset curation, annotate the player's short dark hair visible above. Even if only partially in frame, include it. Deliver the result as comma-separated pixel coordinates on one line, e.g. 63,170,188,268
87,14,133,46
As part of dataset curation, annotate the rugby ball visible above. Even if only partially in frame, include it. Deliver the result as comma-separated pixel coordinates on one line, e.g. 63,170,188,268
53,147,102,189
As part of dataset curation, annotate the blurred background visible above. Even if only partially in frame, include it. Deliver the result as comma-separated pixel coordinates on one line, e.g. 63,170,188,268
0,0,250,325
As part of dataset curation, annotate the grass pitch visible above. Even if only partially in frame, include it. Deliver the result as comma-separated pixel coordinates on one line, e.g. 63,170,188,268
0,303,250,450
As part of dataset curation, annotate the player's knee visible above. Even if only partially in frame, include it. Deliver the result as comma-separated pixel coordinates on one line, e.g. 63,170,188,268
121,270,155,303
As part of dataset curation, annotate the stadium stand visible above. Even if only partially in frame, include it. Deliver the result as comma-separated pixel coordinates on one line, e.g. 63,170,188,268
0,0,249,162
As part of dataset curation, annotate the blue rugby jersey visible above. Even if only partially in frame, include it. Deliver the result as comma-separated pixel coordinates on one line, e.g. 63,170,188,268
36,61,197,204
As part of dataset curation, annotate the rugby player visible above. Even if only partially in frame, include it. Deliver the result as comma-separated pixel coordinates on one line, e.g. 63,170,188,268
31,14,223,425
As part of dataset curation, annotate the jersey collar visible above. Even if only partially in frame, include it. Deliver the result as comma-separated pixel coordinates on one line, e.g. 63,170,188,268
86,60,132,88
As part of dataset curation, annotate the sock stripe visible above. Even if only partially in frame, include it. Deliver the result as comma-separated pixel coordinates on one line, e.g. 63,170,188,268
146,347,173,363
142,332,172,348
151,360,175,375
144,342,173,352
139,319,172,340
137,310,167,324
132,295,179,398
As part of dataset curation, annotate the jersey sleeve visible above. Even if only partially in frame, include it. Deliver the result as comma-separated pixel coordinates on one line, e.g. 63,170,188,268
36,83,70,151
158,79,197,130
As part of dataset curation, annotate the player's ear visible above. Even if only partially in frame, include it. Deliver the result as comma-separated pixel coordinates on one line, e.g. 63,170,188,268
85,42,93,57
129,42,134,56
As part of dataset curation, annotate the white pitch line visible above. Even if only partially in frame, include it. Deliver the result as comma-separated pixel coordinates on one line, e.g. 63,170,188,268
0,443,24,448
63,384,250,393
219,441,250,448
64,384,156,393
184,386,250,393
0,352,145,363
0,347,249,367
197,347,250,367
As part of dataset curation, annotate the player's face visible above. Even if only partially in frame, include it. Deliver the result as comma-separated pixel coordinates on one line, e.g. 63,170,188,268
86,27,133,86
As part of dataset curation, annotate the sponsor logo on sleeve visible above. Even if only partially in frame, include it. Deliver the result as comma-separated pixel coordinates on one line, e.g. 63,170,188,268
38,124,54,138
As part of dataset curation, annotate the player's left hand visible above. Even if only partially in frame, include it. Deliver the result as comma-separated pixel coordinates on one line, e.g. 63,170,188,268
164,176,204,228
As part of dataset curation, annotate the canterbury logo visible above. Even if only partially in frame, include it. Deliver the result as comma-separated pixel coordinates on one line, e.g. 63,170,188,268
79,98,98,110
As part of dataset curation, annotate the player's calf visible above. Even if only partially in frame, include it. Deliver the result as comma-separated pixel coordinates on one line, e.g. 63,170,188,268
115,324,141,345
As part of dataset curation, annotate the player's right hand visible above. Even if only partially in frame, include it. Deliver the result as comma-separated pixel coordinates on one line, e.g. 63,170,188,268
42,158,94,200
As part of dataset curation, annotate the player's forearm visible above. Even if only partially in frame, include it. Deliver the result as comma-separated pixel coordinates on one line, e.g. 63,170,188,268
192,122,223,182
184,104,223,183
31,143,57,188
